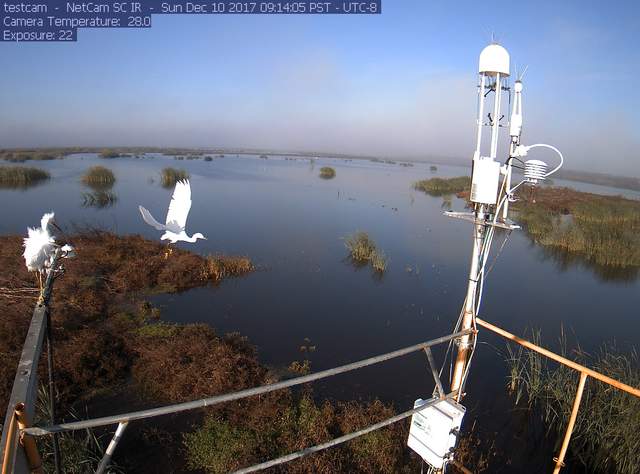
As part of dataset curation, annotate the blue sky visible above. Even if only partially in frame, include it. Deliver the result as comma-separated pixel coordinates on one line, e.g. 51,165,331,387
1,0,639,174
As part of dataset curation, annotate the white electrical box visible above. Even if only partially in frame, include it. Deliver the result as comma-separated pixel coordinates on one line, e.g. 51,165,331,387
470,157,501,205
407,398,466,470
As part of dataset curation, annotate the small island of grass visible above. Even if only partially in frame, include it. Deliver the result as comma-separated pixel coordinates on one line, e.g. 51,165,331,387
319,166,336,179
161,167,190,188
99,149,128,159
413,176,470,196
344,232,388,273
81,165,116,188
0,165,50,188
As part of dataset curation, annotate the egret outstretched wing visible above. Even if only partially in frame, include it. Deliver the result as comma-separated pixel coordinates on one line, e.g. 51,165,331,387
139,205,166,231
165,180,192,232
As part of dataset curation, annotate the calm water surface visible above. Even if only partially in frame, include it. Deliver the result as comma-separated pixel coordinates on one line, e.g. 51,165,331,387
1,154,638,471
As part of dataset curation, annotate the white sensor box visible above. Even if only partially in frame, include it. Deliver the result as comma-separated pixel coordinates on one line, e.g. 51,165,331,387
470,157,501,205
407,397,466,470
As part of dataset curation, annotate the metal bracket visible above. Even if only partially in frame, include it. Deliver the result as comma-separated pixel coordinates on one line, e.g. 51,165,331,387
444,211,520,230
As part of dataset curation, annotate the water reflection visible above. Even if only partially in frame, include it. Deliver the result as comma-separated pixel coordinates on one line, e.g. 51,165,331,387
81,190,118,208
537,246,640,283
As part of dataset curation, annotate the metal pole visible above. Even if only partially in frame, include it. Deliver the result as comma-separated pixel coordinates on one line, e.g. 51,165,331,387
14,404,42,474
424,348,445,399
96,422,128,474
489,73,502,159
553,372,588,473
475,75,486,155
450,207,486,394
45,308,61,474
1,412,17,474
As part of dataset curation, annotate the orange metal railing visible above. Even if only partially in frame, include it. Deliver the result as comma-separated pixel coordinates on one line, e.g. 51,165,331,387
476,317,640,473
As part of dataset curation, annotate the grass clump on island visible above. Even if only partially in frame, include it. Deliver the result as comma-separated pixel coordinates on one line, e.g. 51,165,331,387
507,330,640,474
161,167,190,188
413,176,470,196
81,165,115,188
0,165,50,188
344,232,388,273
319,166,336,179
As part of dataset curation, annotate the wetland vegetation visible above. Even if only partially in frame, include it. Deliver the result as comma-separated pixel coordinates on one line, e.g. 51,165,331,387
507,331,640,474
344,232,388,273
413,176,470,196
415,177,640,270
0,231,460,473
514,187,640,268
319,166,336,179
0,165,50,188
81,165,116,189
161,167,190,188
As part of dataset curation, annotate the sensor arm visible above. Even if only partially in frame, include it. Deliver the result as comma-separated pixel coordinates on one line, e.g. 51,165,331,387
523,143,564,177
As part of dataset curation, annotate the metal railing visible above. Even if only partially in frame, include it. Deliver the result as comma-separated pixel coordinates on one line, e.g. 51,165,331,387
1,251,63,474
475,317,640,474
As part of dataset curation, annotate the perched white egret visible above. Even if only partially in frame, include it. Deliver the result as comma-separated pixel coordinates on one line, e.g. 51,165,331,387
23,212,56,290
138,180,206,250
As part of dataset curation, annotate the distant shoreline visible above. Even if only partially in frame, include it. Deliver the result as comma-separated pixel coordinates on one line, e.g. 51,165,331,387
1,146,639,193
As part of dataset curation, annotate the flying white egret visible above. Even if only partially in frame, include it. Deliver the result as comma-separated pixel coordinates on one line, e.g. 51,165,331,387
23,212,56,290
138,180,206,254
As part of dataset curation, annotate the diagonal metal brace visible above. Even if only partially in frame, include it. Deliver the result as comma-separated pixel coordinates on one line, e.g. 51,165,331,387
423,347,445,399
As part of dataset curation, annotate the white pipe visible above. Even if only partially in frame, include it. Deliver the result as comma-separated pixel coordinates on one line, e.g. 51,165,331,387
489,73,502,159
475,75,486,156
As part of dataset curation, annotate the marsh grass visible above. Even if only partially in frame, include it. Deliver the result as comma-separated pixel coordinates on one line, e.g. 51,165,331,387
99,149,126,159
183,394,410,474
81,166,115,190
413,176,470,196
319,166,336,179
344,232,388,273
82,191,118,208
0,150,62,162
161,167,190,188
370,250,388,273
507,331,640,473
36,386,122,473
0,166,50,188
514,187,640,268
203,255,254,282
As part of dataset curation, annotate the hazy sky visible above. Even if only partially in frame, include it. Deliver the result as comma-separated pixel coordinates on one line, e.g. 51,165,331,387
1,0,639,175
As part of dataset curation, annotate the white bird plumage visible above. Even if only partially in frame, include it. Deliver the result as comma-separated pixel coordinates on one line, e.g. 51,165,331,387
138,180,206,244
23,212,57,290
23,212,56,272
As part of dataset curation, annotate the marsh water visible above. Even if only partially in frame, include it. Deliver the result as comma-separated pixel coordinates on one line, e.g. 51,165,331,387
2,154,639,470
